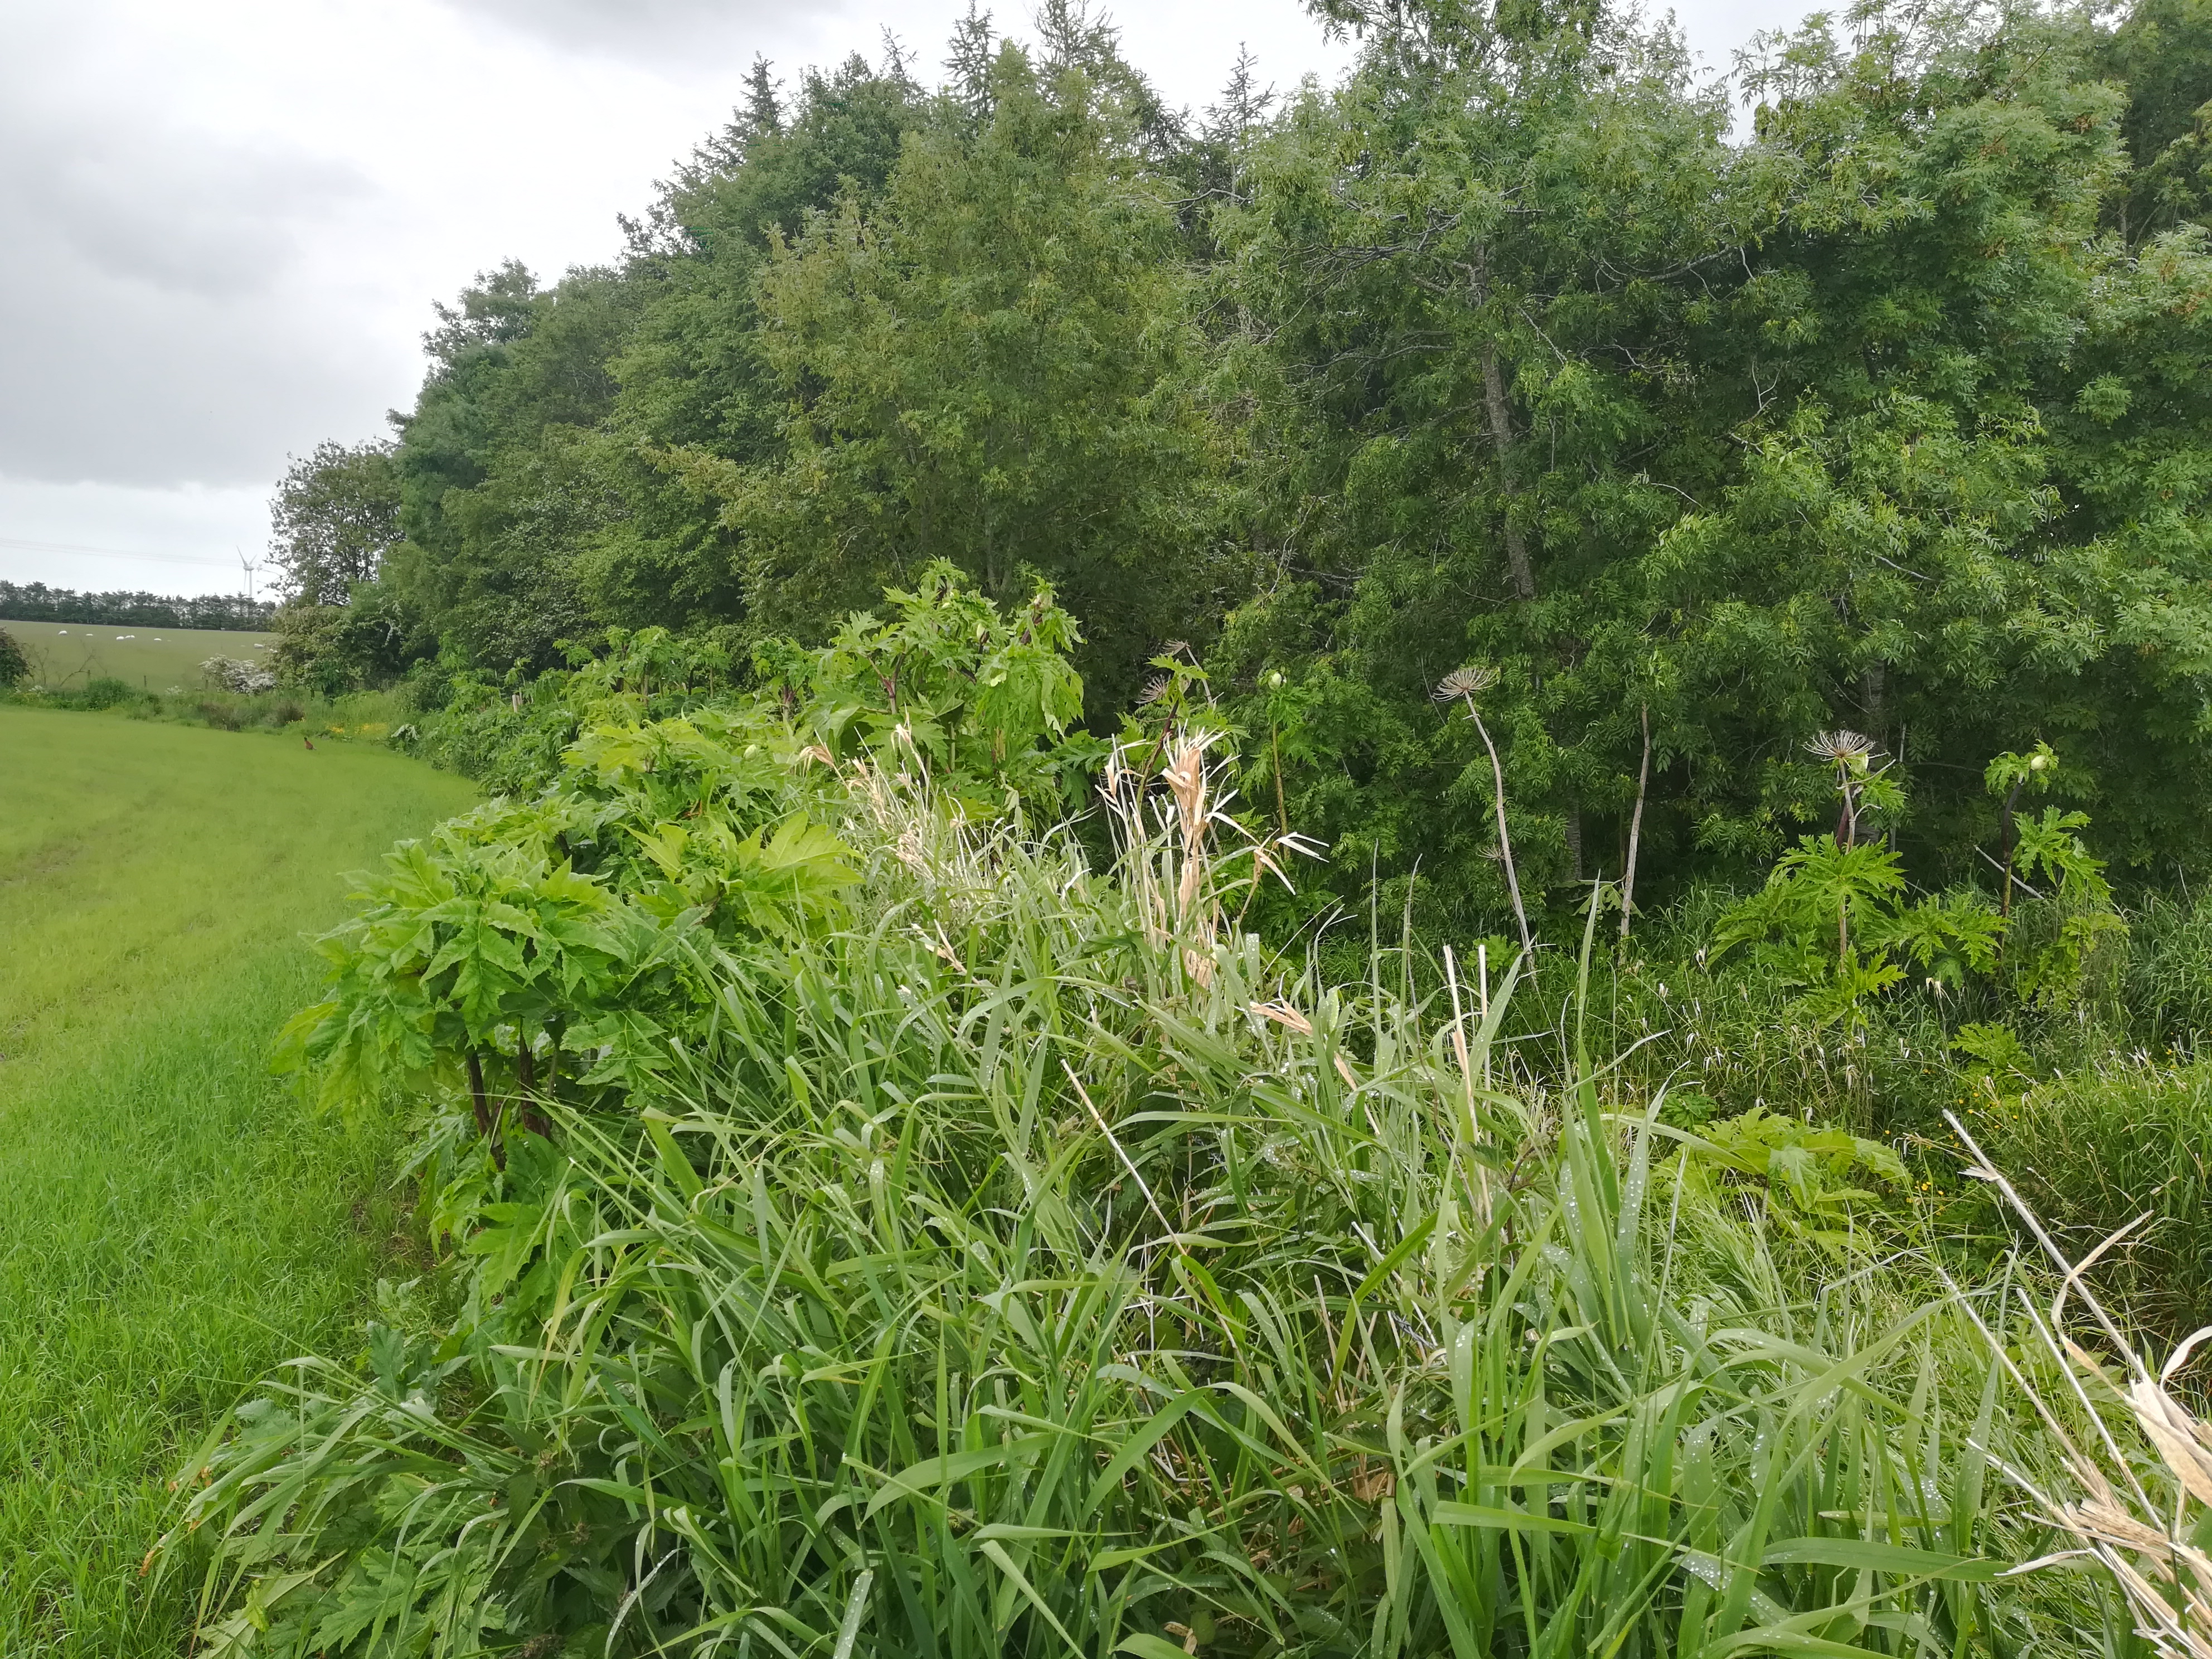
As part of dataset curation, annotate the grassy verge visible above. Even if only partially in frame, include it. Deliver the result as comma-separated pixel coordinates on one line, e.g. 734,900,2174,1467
0,706,473,1655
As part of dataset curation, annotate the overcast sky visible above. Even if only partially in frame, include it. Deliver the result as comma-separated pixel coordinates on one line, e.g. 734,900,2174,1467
0,0,1807,599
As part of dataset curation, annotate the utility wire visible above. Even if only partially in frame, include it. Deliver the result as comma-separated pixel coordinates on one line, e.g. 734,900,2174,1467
0,535,239,570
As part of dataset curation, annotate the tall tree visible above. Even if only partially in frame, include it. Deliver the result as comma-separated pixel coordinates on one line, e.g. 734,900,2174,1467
669,39,1223,710
1216,0,2212,940
268,439,404,606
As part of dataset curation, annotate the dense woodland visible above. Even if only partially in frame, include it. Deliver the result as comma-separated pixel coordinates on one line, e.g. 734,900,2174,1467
268,0,2212,943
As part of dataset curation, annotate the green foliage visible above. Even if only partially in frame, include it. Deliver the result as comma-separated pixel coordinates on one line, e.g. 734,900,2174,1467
1933,743,2132,1008
2101,0,2212,239
668,42,1218,711
290,571,1094,1158
241,0,2212,943
1711,835,2012,1028
1949,1021,2038,1088
1710,734,2133,1036
1667,1104,1909,1250
166,726,2081,1658
763,560,1103,811
1710,740,2002,1028
0,625,26,688
398,567,1105,819
269,440,405,609
394,624,739,796
1211,0,2212,937
270,587,425,695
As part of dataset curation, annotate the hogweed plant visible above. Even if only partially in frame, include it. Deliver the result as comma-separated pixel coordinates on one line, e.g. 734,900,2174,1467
1982,749,2128,1007
1712,736,1998,1031
1710,733,2130,1033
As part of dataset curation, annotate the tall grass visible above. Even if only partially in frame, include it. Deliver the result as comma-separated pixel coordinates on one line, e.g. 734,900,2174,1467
171,752,2082,1656
1957,1061,2212,1345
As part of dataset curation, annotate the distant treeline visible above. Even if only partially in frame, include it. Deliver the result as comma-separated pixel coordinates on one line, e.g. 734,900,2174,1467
0,583,274,631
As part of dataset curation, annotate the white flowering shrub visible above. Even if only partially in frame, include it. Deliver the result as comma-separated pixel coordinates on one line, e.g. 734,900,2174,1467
199,655,276,694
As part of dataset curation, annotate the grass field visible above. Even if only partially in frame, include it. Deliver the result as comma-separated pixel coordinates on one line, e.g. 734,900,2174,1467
0,706,474,1654
2,621,276,693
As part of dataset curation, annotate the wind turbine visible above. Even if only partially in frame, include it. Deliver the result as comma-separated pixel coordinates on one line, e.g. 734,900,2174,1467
235,546,260,606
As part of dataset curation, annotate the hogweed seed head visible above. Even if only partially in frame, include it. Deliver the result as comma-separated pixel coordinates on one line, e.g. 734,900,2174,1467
1805,729,1875,763
1434,664,1500,703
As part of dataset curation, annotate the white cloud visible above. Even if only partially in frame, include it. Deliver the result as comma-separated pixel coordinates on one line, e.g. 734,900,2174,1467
442,0,840,64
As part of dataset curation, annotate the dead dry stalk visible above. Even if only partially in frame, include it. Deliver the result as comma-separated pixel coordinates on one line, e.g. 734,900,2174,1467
1621,703,1650,942
1435,666,1534,959
1101,726,1319,989
1951,1109,2212,1659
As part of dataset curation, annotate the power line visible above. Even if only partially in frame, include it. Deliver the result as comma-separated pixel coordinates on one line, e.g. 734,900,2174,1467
0,535,241,570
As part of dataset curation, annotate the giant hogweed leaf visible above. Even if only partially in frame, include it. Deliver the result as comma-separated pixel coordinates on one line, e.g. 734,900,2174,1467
726,813,859,938
421,904,536,1034
567,1008,676,1089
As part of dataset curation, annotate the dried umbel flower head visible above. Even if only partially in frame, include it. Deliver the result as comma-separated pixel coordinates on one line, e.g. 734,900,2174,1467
1137,674,1172,706
1805,729,1876,764
1434,664,1500,703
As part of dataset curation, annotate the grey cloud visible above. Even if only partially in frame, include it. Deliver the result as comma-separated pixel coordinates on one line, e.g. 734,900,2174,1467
0,241,394,489
4,122,370,300
0,48,390,486
438,0,826,66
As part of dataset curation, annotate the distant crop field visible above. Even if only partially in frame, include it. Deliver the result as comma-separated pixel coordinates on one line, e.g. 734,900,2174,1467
0,706,474,1654
0,619,276,691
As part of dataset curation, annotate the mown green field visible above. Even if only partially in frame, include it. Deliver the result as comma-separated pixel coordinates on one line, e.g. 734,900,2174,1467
2,621,276,693
0,706,473,1655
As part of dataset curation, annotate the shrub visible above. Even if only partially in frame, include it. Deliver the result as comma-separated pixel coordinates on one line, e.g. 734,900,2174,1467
196,700,242,731
79,676,135,710
0,625,26,688
200,654,276,695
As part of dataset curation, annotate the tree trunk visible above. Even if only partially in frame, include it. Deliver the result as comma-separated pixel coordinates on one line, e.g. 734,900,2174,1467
1479,341,1537,604
1472,246,1536,604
